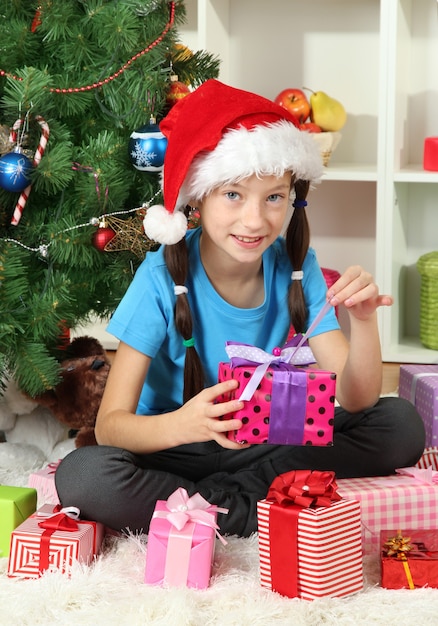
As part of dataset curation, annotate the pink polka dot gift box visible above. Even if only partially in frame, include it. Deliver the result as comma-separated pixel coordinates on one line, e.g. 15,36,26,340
217,337,336,446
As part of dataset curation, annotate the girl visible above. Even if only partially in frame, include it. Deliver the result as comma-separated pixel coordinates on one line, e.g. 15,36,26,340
56,80,424,537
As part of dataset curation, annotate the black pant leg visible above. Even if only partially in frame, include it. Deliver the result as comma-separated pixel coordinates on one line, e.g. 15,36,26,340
55,397,425,537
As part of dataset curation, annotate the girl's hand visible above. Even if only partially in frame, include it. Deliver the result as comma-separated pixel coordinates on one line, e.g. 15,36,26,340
328,265,393,321
176,379,251,450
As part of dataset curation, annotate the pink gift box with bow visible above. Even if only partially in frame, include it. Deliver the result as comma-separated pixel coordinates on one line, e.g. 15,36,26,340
218,338,336,445
145,488,228,589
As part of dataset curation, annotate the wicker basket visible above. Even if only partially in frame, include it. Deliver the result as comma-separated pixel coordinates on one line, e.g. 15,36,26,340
311,132,342,166
417,251,438,350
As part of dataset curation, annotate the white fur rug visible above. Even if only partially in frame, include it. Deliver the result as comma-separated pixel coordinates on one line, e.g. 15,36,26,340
2,443,438,625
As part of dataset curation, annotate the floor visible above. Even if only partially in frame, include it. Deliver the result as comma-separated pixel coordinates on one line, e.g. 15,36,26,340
381,362,400,395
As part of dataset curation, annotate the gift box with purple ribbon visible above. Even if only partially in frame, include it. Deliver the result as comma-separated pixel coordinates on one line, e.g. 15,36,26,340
144,488,228,589
218,335,336,446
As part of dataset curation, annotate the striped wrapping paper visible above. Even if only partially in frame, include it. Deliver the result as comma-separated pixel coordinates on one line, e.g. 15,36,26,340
27,461,61,506
8,504,105,579
336,474,438,556
257,498,363,600
416,447,438,470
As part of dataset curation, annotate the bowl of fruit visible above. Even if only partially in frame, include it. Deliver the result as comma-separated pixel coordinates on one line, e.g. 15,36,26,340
273,87,346,166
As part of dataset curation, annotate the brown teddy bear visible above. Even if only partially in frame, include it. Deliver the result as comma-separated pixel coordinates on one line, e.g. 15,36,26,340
34,336,111,447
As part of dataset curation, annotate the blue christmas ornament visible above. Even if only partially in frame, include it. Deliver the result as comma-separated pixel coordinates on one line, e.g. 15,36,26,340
129,120,167,172
0,149,33,192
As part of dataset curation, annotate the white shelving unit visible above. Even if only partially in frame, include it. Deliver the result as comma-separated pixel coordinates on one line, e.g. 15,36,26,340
179,0,438,364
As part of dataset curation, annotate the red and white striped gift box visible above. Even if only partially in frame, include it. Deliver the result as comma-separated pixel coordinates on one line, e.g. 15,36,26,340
336,474,438,556
257,498,363,600
416,447,438,470
8,504,105,579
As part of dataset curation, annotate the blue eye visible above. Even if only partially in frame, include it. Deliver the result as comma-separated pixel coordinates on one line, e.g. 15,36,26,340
225,191,239,200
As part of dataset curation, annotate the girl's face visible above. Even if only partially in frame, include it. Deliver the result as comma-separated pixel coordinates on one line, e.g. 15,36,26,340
197,172,292,267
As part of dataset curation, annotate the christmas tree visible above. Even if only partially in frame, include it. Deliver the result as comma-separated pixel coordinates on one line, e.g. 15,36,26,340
0,1,219,396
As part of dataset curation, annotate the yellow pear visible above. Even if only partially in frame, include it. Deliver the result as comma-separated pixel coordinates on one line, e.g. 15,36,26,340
309,90,347,132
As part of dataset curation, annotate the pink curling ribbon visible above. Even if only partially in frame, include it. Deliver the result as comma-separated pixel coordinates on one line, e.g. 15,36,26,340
10,114,50,225
395,466,438,485
46,460,62,474
226,299,332,402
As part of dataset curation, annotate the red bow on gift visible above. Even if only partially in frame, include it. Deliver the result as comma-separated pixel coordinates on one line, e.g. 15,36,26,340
37,506,81,573
267,469,341,509
38,512,79,533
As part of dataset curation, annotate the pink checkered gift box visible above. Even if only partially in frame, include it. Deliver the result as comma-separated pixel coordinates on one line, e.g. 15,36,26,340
336,473,438,555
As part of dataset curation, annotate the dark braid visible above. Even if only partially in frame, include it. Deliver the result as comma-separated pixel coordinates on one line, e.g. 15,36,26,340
164,230,205,403
285,179,311,333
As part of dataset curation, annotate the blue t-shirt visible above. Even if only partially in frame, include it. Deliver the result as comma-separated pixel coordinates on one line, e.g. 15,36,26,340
107,228,339,414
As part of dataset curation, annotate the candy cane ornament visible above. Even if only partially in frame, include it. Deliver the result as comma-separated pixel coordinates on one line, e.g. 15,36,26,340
10,115,50,226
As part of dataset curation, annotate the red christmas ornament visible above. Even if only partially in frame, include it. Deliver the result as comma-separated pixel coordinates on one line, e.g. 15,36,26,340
92,225,116,251
166,74,190,108
56,321,71,350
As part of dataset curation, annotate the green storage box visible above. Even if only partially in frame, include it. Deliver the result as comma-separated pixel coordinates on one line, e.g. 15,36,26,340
417,251,438,350
0,485,37,558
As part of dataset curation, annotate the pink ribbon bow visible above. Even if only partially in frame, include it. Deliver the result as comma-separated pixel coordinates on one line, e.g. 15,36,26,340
153,487,229,545
396,466,438,485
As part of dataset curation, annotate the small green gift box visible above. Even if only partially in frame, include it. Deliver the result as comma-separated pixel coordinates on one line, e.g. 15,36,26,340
0,485,37,558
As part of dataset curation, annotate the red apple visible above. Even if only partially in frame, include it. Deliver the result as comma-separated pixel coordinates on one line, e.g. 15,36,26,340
274,88,310,123
299,122,322,133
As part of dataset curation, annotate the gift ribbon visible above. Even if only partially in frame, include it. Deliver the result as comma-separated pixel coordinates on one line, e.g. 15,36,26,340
46,460,62,474
383,531,415,589
226,300,333,403
37,506,81,574
395,466,438,485
265,470,341,598
409,372,438,405
269,369,307,444
152,488,228,587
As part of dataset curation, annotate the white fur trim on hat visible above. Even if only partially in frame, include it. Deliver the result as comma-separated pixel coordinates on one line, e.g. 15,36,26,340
143,204,188,245
177,120,323,209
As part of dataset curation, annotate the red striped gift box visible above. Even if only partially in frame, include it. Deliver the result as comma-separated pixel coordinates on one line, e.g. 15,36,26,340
257,497,363,600
7,504,105,578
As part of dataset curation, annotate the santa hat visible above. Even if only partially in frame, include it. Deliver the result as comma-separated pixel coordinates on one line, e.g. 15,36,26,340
143,79,323,245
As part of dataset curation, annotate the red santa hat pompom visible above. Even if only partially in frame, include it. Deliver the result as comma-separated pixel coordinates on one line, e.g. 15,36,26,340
143,79,324,245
